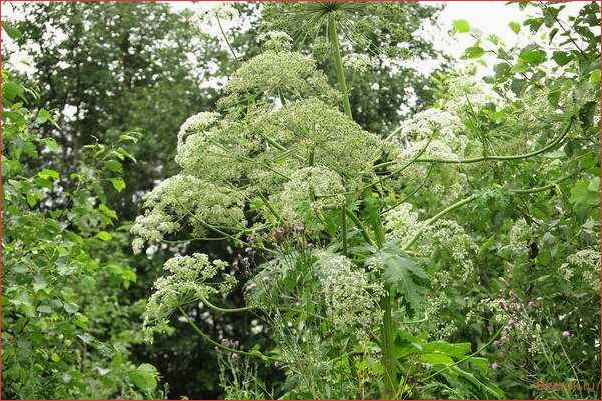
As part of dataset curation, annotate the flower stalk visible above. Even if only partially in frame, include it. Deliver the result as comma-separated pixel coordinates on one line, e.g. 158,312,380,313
327,13,352,118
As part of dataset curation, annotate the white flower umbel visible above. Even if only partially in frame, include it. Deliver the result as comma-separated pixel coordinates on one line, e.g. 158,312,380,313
177,111,221,145
131,174,246,253
191,2,240,26
313,250,382,334
143,253,235,341
257,30,293,52
559,248,601,293
218,51,338,108
342,53,376,73
269,166,345,226
131,210,180,254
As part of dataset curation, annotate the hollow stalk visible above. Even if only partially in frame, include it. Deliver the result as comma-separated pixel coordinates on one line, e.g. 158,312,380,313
327,13,352,118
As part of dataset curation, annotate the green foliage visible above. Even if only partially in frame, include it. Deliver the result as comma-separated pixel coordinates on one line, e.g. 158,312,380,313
4,1,601,400
372,243,427,314
1,69,162,399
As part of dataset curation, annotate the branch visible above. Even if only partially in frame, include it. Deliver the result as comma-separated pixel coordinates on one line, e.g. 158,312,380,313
345,208,376,246
178,306,277,362
215,16,238,63
402,171,578,251
199,296,255,313
414,116,574,165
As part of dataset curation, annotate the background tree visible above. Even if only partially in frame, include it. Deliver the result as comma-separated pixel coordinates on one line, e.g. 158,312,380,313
8,2,228,218
2,66,162,399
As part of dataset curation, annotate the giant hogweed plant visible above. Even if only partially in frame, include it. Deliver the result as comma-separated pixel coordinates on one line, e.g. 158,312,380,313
136,3,599,399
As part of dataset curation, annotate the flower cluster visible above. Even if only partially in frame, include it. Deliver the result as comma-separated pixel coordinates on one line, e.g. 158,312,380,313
506,218,532,257
485,291,543,356
257,30,293,51
342,53,376,73
176,117,250,183
177,111,221,145
383,203,426,241
131,174,246,253
313,251,383,334
426,219,478,283
191,2,239,25
439,74,503,115
268,167,346,226
131,210,180,254
390,108,468,161
559,248,600,293
384,203,478,283
252,98,384,185
218,51,338,109
143,253,236,341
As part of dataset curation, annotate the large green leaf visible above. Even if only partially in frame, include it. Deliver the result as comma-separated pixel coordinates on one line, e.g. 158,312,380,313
378,246,427,313
519,44,547,66
128,363,158,393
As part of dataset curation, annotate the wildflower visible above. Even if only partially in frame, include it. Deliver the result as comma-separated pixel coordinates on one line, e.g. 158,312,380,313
268,166,346,226
559,249,600,293
342,53,375,73
313,250,384,334
191,2,239,26
562,330,571,338
177,112,220,145
257,30,293,51
142,253,236,342
219,51,338,108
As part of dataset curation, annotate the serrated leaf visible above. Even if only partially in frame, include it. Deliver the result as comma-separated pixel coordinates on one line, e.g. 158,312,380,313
37,305,53,314
33,275,47,292
110,177,126,192
36,108,51,124
420,353,454,366
552,51,572,66
2,80,24,102
104,159,123,173
422,341,470,358
523,17,544,33
2,21,22,40
63,302,79,314
587,177,600,192
41,137,60,153
119,134,139,143
519,44,547,66
98,203,118,220
26,193,38,207
379,249,427,313
570,179,599,206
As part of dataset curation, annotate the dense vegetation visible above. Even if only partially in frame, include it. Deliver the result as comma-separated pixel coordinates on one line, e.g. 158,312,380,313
2,2,600,400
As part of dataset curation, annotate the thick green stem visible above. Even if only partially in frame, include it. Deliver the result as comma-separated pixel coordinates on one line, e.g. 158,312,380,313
327,14,352,118
381,286,397,398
